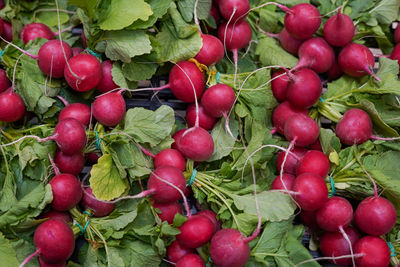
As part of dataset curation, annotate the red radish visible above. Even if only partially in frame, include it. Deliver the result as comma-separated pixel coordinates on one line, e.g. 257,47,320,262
395,25,400,43
338,43,380,81
299,210,319,229
389,43,400,71
286,68,322,109
39,210,72,224
153,201,182,224
38,257,66,267
271,70,289,102
278,28,304,55
270,173,295,191
176,254,205,267
323,10,355,47
293,37,335,73
210,228,251,267
0,88,25,122
316,196,353,232
0,19,5,35
296,150,330,178
284,114,320,147
194,34,224,66
276,147,307,175
201,84,235,118
37,40,73,78
53,118,86,155
354,236,390,267
335,108,372,145
64,54,102,92
0,0,4,10
54,150,85,176
86,152,100,164
81,187,115,217
81,32,87,48
71,47,84,57
178,127,214,162
92,91,126,127
2,21,12,41
209,3,220,26
96,60,119,93
20,23,54,44
172,129,186,150
167,240,195,263
292,172,328,211
309,139,322,151
186,104,216,131
154,148,186,171
218,19,252,53
50,173,83,211
195,210,221,233
284,3,321,40
0,69,10,93
320,227,360,266
272,101,308,135
58,96,90,126
354,196,397,236
147,165,187,203
218,0,249,21
326,59,344,80
177,215,214,248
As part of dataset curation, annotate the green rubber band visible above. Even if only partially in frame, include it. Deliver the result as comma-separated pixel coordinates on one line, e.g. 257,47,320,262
188,169,197,186
83,210,92,216
388,242,396,257
94,130,102,150
0,44,9,60
216,72,220,83
319,97,325,103
83,220,90,232
206,256,213,267
329,176,336,196
86,48,102,58
75,222,84,235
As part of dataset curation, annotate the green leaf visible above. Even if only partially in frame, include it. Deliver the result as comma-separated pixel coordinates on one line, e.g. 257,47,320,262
369,0,400,25
123,105,175,146
319,128,341,155
129,0,172,29
36,11,69,27
177,0,212,22
255,36,298,68
111,61,129,88
0,233,19,267
232,191,296,222
122,60,158,81
103,30,152,63
119,240,162,267
207,116,239,161
89,154,129,201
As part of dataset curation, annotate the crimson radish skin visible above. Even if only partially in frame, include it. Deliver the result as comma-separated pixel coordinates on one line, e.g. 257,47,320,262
271,70,289,102
176,254,205,267
1,21,12,41
296,150,330,178
153,201,182,224
389,43,400,71
97,60,119,93
278,28,303,55
92,91,126,127
64,54,102,92
21,23,54,44
395,26,400,43
177,215,215,248
284,114,320,147
172,129,186,150
284,3,321,40
217,19,252,51
295,37,335,73
276,147,307,175
167,240,195,263
209,4,220,26
292,172,328,211
0,88,26,122
335,108,372,145
323,10,355,47
71,47,84,57
34,219,75,263
154,148,186,171
194,34,224,66
58,101,91,127
210,228,250,267
299,210,319,229
338,43,377,79
272,101,308,135
53,118,86,155
38,257,66,267
309,139,323,151
39,210,72,224
186,104,216,131
218,0,250,21
201,84,236,118
196,210,221,233
54,150,85,176
38,40,73,78
354,236,391,267
178,127,214,162
326,59,344,81
320,227,360,266
270,173,295,191
354,196,397,236
316,196,353,232
50,173,83,211
86,152,100,164
81,187,115,217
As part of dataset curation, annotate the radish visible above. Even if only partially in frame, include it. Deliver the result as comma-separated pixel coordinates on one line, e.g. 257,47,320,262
210,228,251,267
97,60,119,93
335,108,372,145
315,196,353,232
50,173,83,211
395,25,400,43
326,58,343,81
176,215,214,248
323,9,355,47
92,91,126,127
293,37,335,73
354,196,397,236
53,118,87,155
1,21,12,41
37,40,73,78
64,54,102,92
186,104,216,131
0,69,11,93
309,139,322,151
272,101,308,135
167,240,195,263
58,96,90,126
152,201,182,224
271,69,289,102
338,43,380,81
296,150,330,178
20,23,55,44
81,187,115,217
71,47,84,57
154,148,186,171
218,0,249,21
38,257,66,267
194,34,224,66
176,254,205,267
270,173,295,191
177,127,214,162
299,210,319,229
292,172,328,211
286,68,322,109
0,0,4,10
284,114,320,147
0,87,25,122
209,3,220,26
389,43,400,71
354,236,391,267
284,3,321,40
86,152,100,164
54,150,85,176
263,28,304,56
201,84,235,118
172,129,186,150
81,32,87,48
320,227,360,266
276,147,307,175
195,210,221,233
39,210,72,224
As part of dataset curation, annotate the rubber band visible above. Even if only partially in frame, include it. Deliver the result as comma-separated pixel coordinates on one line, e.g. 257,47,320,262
206,256,213,267
83,210,92,216
75,219,90,235
188,169,197,186
216,72,220,83
86,48,102,58
329,176,336,196
94,130,102,150
319,97,325,103
388,242,396,257
0,44,9,60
